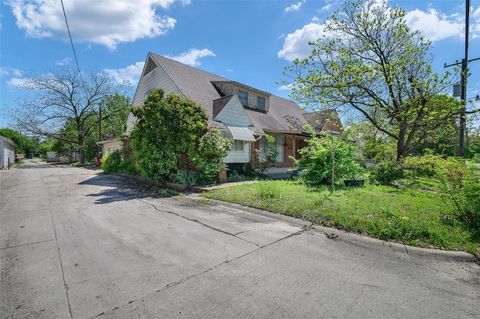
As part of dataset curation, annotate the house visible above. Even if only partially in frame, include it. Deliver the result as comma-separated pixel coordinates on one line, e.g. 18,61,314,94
126,52,342,175
0,135,16,170
97,137,124,156
46,151,81,163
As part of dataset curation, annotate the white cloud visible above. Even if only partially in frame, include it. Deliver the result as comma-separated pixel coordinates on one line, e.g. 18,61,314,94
6,0,180,49
277,23,330,61
278,84,293,91
473,7,480,19
405,8,463,42
55,57,71,66
104,61,145,85
320,4,332,12
0,67,23,77
279,3,480,61
181,0,191,5
6,77,31,89
166,48,215,66
285,0,305,13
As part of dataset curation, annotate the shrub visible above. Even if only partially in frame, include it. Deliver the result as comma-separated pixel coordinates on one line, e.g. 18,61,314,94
296,126,363,186
437,160,480,228
101,150,123,173
369,160,403,184
194,128,232,184
403,155,445,177
119,156,139,175
130,89,208,184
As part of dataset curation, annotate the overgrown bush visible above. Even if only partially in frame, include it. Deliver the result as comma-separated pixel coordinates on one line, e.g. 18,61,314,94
119,156,139,175
101,150,123,173
296,126,363,186
194,128,232,184
437,160,480,228
369,160,403,184
131,90,230,186
403,155,445,177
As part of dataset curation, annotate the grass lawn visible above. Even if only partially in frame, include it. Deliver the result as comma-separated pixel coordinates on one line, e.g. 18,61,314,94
204,180,480,255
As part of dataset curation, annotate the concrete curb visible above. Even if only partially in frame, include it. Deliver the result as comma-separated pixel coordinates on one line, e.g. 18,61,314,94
197,195,479,263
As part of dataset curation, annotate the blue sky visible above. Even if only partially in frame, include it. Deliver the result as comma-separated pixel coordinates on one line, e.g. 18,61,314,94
1,0,479,128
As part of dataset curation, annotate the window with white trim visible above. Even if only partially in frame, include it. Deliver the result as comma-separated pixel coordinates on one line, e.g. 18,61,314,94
232,140,244,151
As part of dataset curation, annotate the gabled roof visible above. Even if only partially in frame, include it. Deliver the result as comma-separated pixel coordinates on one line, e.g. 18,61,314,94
213,94,234,118
303,110,343,134
147,52,339,135
211,81,272,97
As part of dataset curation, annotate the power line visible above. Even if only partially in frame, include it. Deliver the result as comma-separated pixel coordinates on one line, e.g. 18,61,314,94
59,0,86,89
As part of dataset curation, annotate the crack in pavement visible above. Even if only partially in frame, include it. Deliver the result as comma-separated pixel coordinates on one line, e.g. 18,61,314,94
92,222,311,318
49,202,74,319
0,238,55,251
138,198,262,248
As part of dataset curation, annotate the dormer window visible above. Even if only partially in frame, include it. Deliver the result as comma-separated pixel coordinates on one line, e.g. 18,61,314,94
238,90,248,106
257,96,265,111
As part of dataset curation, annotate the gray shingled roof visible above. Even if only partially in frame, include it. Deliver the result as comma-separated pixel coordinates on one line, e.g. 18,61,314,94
149,52,337,135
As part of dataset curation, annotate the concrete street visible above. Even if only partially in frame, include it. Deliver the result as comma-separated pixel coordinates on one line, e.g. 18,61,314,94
1,159,479,319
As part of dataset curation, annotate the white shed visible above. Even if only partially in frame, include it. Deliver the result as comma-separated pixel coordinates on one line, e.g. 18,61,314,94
0,135,16,170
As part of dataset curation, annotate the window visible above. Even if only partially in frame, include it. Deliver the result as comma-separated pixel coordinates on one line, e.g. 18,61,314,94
232,140,244,151
238,90,248,106
257,96,266,110
259,135,284,163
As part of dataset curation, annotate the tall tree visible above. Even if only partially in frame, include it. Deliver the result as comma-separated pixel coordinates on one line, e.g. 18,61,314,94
283,0,479,160
100,93,131,140
14,70,115,164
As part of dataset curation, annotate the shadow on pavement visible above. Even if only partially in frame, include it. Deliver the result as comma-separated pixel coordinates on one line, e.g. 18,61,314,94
80,173,177,204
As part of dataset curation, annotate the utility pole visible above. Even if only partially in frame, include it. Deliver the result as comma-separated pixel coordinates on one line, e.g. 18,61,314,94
443,0,480,157
460,0,470,157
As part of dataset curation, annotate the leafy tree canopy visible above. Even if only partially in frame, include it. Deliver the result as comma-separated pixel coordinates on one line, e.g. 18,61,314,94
283,0,477,160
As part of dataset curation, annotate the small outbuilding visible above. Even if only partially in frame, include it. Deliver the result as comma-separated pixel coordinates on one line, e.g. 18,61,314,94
0,135,16,170
97,138,124,155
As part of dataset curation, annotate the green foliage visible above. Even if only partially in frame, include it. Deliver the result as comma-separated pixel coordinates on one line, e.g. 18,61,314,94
101,93,131,139
283,0,460,160
436,160,480,229
131,90,229,186
403,154,446,177
344,121,396,163
194,128,232,184
101,150,123,173
38,139,54,156
0,128,35,156
205,180,479,255
296,126,363,185
131,89,208,184
369,160,404,184
119,156,139,175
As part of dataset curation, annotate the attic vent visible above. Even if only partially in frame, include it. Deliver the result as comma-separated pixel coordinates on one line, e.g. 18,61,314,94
144,58,157,75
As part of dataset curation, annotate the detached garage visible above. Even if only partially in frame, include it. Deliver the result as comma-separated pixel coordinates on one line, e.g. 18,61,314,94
0,135,16,170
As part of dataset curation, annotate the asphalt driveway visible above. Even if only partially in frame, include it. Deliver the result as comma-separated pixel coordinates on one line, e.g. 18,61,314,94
1,159,479,319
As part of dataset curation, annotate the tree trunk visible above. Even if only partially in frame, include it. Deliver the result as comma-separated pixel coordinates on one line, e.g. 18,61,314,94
78,134,85,165
396,126,407,161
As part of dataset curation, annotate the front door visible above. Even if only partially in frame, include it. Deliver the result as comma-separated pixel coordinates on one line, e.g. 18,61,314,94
295,138,307,160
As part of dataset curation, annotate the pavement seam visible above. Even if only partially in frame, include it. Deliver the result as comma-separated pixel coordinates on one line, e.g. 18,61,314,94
49,203,74,319
0,238,55,250
138,198,261,248
93,226,310,318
